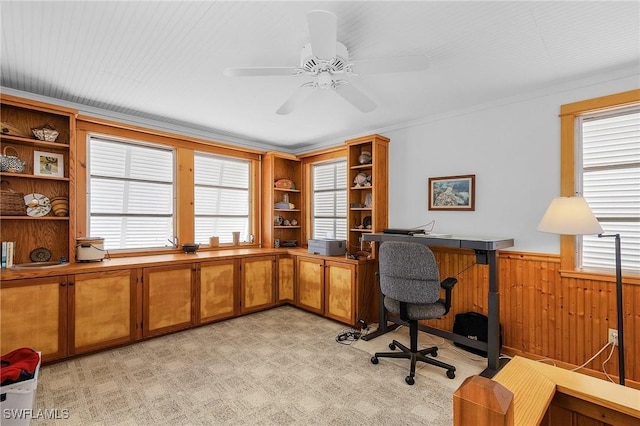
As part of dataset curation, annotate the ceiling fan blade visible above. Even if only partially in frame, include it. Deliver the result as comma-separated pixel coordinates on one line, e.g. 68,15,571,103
307,10,337,60
276,85,315,115
335,83,377,113
349,55,430,75
223,67,299,77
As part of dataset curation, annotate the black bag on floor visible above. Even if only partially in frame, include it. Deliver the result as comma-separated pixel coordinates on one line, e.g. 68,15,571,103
452,312,502,357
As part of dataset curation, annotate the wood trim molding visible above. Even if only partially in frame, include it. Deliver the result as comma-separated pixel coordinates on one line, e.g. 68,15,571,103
559,90,640,272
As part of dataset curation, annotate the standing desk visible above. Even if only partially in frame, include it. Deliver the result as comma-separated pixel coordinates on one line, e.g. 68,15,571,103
361,233,514,378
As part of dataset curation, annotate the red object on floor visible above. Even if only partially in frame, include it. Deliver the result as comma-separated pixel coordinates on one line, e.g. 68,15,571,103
0,348,40,385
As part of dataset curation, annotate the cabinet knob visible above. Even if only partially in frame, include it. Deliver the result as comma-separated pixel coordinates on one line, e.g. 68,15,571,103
61,282,66,287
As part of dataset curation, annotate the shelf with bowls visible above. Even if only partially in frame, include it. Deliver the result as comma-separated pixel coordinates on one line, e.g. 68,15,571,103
1,94,77,265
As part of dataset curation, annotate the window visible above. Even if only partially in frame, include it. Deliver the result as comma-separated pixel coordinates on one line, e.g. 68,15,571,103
579,108,640,272
312,160,347,239
89,137,175,250
194,152,250,244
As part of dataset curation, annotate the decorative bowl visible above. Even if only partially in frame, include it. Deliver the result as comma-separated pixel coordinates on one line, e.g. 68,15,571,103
32,125,59,142
181,243,199,254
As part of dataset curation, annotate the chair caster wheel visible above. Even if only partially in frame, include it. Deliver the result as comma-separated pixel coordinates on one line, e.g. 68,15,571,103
431,349,438,357
389,343,396,350
405,376,415,385
371,356,378,364
447,369,456,379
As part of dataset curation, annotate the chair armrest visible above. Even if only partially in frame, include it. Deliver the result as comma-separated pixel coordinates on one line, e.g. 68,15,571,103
440,277,457,290
440,277,458,314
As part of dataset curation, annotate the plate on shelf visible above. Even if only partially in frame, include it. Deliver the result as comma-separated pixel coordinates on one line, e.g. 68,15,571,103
24,193,51,217
30,247,52,262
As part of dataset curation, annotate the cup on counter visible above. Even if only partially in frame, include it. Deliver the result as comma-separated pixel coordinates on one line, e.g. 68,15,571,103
232,232,240,246
209,236,219,247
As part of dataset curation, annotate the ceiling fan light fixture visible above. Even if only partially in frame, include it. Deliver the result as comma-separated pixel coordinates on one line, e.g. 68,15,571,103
317,72,333,89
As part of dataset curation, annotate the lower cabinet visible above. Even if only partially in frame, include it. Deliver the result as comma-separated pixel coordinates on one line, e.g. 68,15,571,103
240,255,276,314
277,254,295,303
296,256,377,326
69,270,136,355
197,259,236,324
325,261,357,325
143,264,194,337
297,256,325,315
0,276,67,362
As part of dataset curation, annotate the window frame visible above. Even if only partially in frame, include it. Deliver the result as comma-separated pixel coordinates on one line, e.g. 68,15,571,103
76,117,261,256
559,89,640,274
87,134,177,251
310,158,348,240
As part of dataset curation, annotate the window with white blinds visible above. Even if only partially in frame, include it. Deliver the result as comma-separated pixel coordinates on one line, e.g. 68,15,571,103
89,137,175,250
579,108,640,272
312,160,347,240
194,152,250,244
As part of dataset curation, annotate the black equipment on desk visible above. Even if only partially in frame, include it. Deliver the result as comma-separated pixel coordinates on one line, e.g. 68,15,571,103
452,312,502,357
382,228,425,235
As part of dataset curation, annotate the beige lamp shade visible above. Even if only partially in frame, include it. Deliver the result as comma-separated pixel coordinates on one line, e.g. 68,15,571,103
537,196,604,235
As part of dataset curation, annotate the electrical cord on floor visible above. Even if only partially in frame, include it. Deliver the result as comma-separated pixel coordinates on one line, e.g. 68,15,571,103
335,327,369,345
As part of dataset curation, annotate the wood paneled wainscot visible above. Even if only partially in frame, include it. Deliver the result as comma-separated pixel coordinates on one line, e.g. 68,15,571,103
240,255,276,314
197,259,236,324
69,270,136,355
0,276,67,362
143,264,194,337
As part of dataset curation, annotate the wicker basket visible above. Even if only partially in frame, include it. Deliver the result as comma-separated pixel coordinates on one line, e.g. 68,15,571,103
0,181,26,216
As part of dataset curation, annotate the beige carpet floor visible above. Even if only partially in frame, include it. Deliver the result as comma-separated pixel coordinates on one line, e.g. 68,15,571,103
29,306,485,425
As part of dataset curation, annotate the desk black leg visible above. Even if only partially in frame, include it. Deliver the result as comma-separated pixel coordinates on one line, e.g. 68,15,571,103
480,249,503,378
361,282,399,341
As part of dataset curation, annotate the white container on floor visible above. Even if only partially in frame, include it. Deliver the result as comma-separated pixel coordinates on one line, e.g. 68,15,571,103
0,352,41,426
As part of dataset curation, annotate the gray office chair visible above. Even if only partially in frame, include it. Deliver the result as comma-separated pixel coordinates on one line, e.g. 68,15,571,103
370,241,457,385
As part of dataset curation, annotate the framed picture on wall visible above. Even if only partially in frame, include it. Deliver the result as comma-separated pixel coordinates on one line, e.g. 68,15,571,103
33,151,64,178
428,174,475,211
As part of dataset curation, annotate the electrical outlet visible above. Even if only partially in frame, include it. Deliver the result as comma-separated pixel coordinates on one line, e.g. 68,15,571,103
608,328,618,346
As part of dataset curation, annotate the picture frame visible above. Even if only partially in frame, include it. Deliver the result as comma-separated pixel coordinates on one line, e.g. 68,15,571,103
33,151,64,177
428,174,475,211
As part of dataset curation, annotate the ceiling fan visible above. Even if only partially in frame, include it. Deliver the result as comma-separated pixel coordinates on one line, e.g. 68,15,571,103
223,10,430,115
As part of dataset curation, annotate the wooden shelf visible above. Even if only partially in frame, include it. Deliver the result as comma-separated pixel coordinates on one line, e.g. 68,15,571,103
350,164,372,170
350,207,372,211
350,228,372,233
0,172,69,181
351,185,373,190
0,216,69,220
273,188,300,193
274,208,300,212
1,134,70,150
274,226,301,229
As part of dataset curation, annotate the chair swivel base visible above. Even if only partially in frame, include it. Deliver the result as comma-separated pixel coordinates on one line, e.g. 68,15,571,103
371,339,456,385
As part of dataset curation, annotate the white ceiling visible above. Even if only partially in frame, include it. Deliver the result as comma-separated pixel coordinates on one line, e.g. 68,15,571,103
1,1,639,152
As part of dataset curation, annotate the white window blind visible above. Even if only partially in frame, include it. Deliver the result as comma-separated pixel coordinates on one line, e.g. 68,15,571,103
579,108,640,272
312,160,347,240
89,137,175,250
194,152,250,244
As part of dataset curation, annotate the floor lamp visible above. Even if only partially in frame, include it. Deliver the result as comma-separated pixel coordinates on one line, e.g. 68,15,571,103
537,196,625,386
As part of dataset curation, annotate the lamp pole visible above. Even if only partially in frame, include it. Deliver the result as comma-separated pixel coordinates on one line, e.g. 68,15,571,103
599,233,624,386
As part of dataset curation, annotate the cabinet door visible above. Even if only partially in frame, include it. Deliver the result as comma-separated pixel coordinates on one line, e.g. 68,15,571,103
0,277,67,362
297,256,324,314
277,255,295,303
143,264,194,337
69,270,136,355
325,261,356,325
240,256,275,313
198,259,236,323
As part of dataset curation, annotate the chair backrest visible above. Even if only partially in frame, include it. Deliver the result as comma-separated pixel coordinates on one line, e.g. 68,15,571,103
378,241,441,305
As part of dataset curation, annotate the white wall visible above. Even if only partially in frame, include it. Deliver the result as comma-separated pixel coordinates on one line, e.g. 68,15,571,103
384,70,639,253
